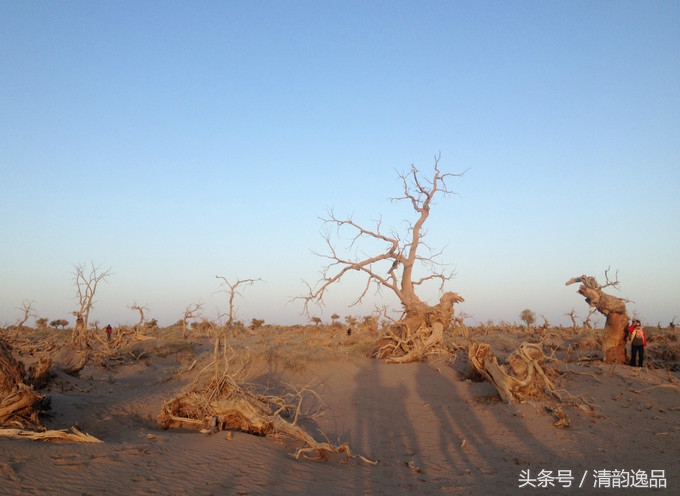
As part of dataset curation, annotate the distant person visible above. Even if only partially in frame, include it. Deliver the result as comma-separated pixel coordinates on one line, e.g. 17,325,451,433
105,324,113,342
347,327,352,336
626,320,647,367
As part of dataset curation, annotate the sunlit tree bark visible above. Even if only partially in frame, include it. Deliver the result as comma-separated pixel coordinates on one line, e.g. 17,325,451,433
566,270,629,364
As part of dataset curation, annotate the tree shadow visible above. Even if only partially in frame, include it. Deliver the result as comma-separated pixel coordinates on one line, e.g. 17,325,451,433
413,359,577,493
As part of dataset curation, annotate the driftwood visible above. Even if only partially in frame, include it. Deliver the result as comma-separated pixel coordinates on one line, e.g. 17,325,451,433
160,336,376,464
0,426,101,443
467,341,560,404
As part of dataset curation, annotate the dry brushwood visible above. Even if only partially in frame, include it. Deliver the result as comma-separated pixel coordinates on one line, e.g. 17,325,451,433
159,335,376,464
467,341,561,404
0,337,99,442
0,338,42,429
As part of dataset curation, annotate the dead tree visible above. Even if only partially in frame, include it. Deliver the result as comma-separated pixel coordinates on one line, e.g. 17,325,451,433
215,276,261,330
581,308,598,331
300,155,465,362
181,303,203,340
72,262,111,347
13,301,36,338
129,303,150,333
564,309,578,333
566,270,630,364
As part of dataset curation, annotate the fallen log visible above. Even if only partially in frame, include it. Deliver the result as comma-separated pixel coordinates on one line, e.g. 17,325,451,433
467,341,561,404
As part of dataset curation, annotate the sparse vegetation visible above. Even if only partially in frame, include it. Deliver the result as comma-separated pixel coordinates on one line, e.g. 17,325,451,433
50,319,69,329
519,308,536,329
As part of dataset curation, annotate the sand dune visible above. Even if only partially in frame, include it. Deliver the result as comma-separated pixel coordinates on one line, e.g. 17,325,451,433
1,328,678,495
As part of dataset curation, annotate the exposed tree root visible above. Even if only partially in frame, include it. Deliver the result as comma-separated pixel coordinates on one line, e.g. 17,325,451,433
159,335,376,464
467,341,561,404
373,292,463,363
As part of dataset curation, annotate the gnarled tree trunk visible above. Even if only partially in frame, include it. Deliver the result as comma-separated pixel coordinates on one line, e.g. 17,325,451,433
566,274,628,364
373,292,464,362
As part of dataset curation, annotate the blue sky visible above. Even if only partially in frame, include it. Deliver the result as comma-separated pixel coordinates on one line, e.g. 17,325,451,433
1,1,679,328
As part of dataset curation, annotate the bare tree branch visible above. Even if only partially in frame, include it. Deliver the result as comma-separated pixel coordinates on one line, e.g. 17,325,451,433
299,154,464,317
72,262,111,347
215,276,262,329
129,303,150,333
181,303,203,340
13,300,36,338
297,154,466,362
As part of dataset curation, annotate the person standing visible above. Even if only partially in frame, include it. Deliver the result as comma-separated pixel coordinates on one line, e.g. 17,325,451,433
105,324,113,342
627,320,647,367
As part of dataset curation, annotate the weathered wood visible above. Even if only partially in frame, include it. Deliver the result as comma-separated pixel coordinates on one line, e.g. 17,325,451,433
0,338,44,429
0,426,101,443
566,274,629,364
467,341,559,404
26,355,52,389
374,292,464,362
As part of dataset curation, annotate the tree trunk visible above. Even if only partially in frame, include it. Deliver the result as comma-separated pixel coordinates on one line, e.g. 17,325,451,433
72,313,88,348
603,312,628,364
566,275,628,365
373,292,463,362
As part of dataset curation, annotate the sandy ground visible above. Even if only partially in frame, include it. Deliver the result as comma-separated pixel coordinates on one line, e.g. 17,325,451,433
1,333,678,495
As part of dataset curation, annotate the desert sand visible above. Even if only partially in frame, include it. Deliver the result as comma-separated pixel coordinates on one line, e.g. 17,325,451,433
0,326,678,495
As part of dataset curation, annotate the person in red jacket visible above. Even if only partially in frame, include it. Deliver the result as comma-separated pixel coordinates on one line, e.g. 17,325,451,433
626,320,647,367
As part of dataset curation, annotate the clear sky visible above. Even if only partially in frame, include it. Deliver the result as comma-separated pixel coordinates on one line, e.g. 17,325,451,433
1,1,679,329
